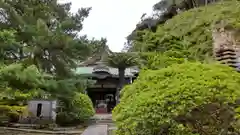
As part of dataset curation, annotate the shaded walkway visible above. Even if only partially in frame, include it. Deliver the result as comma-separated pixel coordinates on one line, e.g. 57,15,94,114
91,114,112,120
81,124,108,135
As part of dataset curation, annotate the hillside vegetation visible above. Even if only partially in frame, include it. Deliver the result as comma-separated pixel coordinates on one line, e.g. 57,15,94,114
132,0,240,61
113,1,240,135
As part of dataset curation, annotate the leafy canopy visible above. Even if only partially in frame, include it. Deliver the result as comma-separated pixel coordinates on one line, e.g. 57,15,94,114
107,52,140,69
0,0,98,123
0,0,106,77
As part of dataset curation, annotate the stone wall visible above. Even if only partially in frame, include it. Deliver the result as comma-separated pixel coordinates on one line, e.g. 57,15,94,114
212,20,240,69
212,20,240,54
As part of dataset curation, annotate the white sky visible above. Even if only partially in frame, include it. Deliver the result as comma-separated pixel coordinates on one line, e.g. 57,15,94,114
59,0,159,52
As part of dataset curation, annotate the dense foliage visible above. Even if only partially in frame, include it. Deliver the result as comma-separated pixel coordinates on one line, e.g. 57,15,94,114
112,1,240,134
56,93,94,126
71,93,95,120
107,53,139,69
139,51,186,70
128,0,240,61
0,63,47,123
125,0,221,51
0,62,95,124
0,1,98,125
113,62,240,135
0,0,107,76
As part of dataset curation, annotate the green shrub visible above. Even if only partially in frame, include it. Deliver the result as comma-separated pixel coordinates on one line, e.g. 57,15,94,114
113,62,240,135
0,105,27,123
7,111,19,122
0,105,11,113
0,105,10,125
56,112,83,126
71,93,95,120
56,112,73,126
56,93,94,126
0,115,8,124
139,51,186,70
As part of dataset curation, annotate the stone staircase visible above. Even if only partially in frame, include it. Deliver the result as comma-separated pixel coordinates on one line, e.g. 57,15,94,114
90,114,114,125
91,114,117,135
82,114,116,135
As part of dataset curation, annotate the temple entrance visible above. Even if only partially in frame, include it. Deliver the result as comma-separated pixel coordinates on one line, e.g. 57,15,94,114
87,89,116,114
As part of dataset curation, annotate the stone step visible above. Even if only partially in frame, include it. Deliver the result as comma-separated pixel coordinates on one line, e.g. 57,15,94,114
87,120,113,126
96,122,114,126
90,118,112,120
81,124,108,135
95,120,113,124
95,119,112,122
90,119,113,123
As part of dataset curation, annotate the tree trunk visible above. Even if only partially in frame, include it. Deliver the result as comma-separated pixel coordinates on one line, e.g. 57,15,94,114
116,68,125,104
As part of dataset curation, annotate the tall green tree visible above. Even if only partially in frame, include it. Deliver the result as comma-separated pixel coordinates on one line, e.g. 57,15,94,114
79,36,108,57
0,0,93,77
0,30,19,63
106,53,139,103
0,2,97,124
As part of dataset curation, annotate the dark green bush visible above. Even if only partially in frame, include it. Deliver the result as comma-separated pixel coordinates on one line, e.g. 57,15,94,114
0,105,11,113
113,62,240,135
7,111,19,122
0,105,27,123
56,93,94,126
56,112,79,126
56,112,71,126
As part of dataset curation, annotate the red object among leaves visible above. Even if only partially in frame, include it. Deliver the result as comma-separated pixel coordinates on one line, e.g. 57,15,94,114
96,107,108,113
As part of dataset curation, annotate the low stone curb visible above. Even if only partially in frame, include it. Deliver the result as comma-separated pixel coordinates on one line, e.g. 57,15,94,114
0,127,83,134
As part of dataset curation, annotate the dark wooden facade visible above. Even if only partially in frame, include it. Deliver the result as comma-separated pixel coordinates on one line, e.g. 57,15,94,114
76,49,138,113
86,72,134,113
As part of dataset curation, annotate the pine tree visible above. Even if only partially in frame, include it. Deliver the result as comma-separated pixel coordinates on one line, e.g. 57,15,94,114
0,0,93,77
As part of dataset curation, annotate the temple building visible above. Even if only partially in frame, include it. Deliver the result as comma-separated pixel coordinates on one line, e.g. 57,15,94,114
75,50,138,113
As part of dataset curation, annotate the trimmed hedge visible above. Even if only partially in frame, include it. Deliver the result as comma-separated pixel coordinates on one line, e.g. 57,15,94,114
113,62,240,135
56,93,94,126
0,105,27,123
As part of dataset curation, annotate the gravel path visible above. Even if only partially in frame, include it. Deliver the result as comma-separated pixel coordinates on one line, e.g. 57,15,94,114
81,124,108,135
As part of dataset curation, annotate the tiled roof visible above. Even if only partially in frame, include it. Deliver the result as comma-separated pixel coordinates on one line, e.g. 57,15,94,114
79,48,112,66
75,66,138,77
